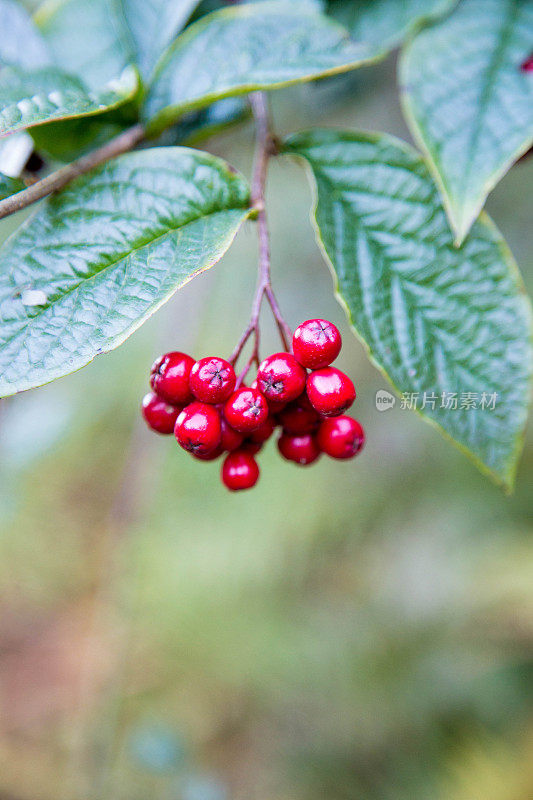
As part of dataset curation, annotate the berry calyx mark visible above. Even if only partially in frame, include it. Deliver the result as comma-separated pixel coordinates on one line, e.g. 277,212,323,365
292,319,342,369
189,357,236,404
310,320,333,340
259,374,284,395
256,353,306,403
224,387,269,433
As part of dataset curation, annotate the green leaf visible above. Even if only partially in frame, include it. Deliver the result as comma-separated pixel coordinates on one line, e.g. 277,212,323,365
172,98,250,145
0,172,24,200
284,129,532,489
122,0,201,79
400,0,533,244
0,65,137,138
37,0,200,86
29,116,127,161
0,147,250,397
0,0,50,68
329,0,456,56
36,0,135,91
144,1,375,135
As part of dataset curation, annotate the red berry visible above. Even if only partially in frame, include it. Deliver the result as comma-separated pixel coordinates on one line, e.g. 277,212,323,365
251,379,286,414
220,417,244,451
256,352,307,403
277,433,321,466
241,439,263,455
141,392,180,434
224,387,269,433
150,351,194,405
174,402,221,455
277,401,320,435
317,416,365,459
249,415,276,444
292,319,342,369
295,391,314,412
189,356,236,403
306,367,355,417
521,53,533,72
193,445,224,461
222,450,260,491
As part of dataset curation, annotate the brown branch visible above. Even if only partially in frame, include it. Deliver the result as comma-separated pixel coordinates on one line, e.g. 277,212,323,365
230,92,291,376
0,123,145,220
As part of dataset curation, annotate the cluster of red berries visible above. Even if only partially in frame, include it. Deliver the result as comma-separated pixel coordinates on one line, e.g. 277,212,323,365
141,319,364,491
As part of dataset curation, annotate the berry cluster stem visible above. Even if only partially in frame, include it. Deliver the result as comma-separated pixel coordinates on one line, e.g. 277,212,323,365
230,92,292,383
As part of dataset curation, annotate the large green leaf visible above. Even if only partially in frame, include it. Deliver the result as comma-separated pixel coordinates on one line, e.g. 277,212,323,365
0,65,137,138
144,1,375,135
400,0,533,244
0,172,24,200
36,0,135,91
0,0,50,68
284,129,532,489
122,0,201,79
329,0,456,55
0,147,250,397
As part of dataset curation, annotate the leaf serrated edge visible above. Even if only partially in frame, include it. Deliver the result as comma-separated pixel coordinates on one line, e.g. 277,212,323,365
283,129,533,492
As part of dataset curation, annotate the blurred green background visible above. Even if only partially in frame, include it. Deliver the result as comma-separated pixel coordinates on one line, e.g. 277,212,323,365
0,56,532,800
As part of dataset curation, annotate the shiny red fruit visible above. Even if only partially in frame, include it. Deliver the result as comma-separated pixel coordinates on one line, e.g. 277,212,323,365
193,445,224,461
249,416,276,444
141,392,180,434
317,416,365,459
295,391,314,412
256,352,307,403
277,401,320,435
224,387,269,433
277,433,321,466
189,356,236,403
174,402,221,455
292,319,342,369
241,440,263,455
150,351,194,405
222,450,260,491
521,53,533,72
251,379,286,414
306,367,355,417
220,417,244,451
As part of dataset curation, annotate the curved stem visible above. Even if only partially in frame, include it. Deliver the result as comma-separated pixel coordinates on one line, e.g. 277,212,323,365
230,92,291,376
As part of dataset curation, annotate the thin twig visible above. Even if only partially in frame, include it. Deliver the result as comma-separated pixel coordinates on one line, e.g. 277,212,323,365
230,92,291,376
0,123,145,220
